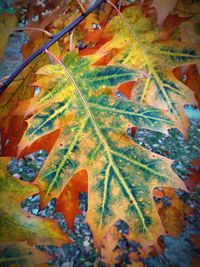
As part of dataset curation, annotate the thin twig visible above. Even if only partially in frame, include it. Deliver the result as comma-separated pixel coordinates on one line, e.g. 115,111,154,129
0,0,105,94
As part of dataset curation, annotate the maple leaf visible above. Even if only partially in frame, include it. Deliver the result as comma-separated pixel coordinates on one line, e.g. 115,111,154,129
0,241,51,267
92,7,199,133
17,52,186,247
0,157,70,246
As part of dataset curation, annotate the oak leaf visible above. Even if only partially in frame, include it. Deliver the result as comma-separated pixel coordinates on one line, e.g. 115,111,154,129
93,7,199,134
17,52,186,247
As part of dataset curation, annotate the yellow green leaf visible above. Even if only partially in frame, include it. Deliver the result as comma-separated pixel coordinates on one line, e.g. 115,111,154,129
93,7,199,133
0,157,70,246
17,52,186,247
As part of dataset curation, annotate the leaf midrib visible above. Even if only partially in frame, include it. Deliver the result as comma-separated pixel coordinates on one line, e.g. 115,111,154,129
59,60,150,232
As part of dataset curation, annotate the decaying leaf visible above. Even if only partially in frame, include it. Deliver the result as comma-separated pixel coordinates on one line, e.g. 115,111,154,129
16,52,186,248
0,157,70,246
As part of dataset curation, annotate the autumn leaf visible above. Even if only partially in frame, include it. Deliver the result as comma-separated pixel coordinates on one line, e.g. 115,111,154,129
0,115,27,156
0,13,17,60
56,170,88,230
93,7,199,134
16,52,186,247
0,59,43,157
0,157,70,246
0,242,50,267
0,31,60,157
154,188,192,237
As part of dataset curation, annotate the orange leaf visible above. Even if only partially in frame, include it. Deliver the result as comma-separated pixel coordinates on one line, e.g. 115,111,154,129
1,115,27,156
56,170,88,230
155,188,192,237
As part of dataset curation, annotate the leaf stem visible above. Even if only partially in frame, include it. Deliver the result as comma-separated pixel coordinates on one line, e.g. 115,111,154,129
14,27,54,37
0,0,105,94
0,27,53,37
